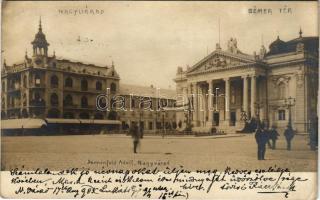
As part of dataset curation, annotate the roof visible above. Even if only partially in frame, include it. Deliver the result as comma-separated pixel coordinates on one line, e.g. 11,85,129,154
267,36,319,56
119,83,176,99
1,119,47,129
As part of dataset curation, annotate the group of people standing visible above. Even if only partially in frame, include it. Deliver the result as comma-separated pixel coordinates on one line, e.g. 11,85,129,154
255,124,295,160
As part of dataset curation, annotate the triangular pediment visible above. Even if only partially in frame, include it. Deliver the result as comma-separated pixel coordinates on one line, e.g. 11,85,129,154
187,50,257,75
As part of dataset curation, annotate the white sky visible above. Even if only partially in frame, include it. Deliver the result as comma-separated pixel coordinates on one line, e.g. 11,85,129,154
2,1,318,89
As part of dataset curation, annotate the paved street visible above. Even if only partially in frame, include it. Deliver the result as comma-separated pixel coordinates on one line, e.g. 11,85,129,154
1,133,317,171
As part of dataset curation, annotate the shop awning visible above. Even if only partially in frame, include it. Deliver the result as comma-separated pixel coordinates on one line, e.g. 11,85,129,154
1,119,47,129
45,118,81,124
45,118,121,125
89,120,121,125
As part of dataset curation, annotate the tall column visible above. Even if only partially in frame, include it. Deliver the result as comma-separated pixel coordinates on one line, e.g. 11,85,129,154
207,80,213,126
242,76,249,114
203,86,207,126
250,75,257,118
193,82,198,126
224,78,230,123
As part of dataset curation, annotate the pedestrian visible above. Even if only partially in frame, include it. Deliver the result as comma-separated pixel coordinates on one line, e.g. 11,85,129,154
130,122,140,154
139,124,144,139
284,125,295,150
269,125,280,150
255,126,268,160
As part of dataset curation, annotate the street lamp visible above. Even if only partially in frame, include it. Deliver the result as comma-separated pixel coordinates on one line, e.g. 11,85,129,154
254,101,262,127
284,96,295,127
162,108,165,138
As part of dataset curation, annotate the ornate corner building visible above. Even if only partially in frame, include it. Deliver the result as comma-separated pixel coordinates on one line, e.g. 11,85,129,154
1,20,120,120
175,31,319,134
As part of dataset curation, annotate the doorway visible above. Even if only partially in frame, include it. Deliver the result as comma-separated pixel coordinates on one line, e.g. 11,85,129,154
213,112,219,126
230,111,236,126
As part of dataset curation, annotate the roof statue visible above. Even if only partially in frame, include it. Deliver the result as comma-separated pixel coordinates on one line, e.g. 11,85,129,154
227,38,238,54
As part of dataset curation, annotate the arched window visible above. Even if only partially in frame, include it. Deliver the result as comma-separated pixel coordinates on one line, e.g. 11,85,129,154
51,75,59,88
23,93,27,106
111,83,116,92
50,93,59,106
278,82,286,99
79,112,89,119
35,74,41,86
23,75,27,88
81,96,88,108
96,81,102,91
64,95,73,106
65,77,73,88
81,79,88,91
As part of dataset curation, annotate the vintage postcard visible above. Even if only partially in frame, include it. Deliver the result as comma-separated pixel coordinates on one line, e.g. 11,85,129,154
0,1,318,199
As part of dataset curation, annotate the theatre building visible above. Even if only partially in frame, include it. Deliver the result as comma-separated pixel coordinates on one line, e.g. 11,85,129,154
175,31,318,134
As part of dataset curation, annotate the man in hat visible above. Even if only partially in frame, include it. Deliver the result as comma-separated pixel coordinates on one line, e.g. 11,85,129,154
284,125,295,150
269,125,280,150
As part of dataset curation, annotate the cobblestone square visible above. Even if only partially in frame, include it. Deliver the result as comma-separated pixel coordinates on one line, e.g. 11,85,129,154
1,133,317,172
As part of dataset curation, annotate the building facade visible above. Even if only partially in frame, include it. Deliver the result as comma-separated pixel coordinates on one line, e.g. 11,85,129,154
118,84,176,133
175,32,318,134
1,20,120,121
1,20,176,134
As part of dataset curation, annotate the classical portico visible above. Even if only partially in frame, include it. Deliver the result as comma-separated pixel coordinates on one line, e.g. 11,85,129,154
176,38,268,132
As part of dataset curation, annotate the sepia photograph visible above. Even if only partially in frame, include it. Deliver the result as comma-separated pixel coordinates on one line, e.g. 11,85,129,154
0,1,318,199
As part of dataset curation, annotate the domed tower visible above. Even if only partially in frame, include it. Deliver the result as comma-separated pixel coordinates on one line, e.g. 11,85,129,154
267,36,286,56
31,18,49,57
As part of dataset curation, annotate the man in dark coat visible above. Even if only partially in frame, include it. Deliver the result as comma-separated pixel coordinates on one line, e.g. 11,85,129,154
255,127,269,160
269,125,280,150
284,125,294,150
130,122,140,153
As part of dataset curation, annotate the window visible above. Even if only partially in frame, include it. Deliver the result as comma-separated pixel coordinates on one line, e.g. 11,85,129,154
96,81,102,91
23,75,27,88
35,74,41,86
81,79,88,91
278,83,286,99
64,95,73,106
23,93,27,106
81,96,88,108
51,75,59,88
149,122,153,130
278,110,286,120
2,81,5,92
111,83,116,92
50,93,59,106
65,77,73,88
131,98,135,108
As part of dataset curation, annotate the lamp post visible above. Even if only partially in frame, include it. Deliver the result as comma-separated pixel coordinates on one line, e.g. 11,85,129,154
254,101,261,127
162,108,165,138
284,96,295,128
